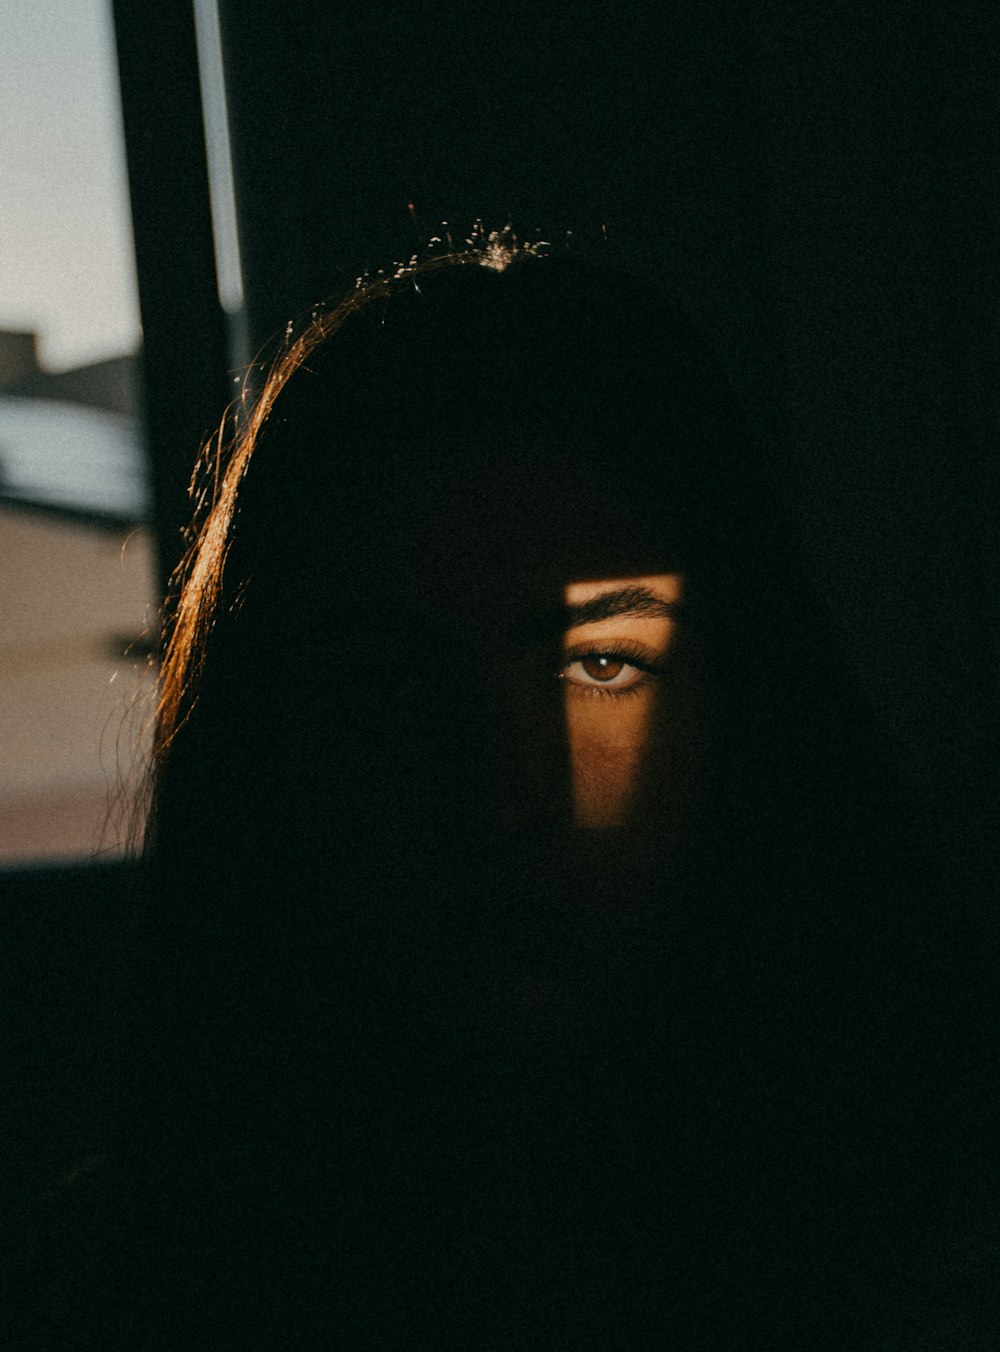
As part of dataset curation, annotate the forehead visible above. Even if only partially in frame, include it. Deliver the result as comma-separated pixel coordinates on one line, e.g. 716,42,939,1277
367,442,676,615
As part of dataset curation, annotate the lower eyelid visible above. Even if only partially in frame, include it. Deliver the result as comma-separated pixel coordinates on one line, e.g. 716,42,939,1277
562,670,655,698
581,682,647,700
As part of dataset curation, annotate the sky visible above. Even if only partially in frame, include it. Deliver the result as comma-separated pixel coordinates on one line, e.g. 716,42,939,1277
0,0,141,371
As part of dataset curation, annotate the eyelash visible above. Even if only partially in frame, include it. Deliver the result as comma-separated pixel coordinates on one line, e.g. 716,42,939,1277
558,641,666,701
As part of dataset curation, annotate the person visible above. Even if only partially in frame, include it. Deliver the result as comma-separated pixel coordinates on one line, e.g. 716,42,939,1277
107,235,993,1347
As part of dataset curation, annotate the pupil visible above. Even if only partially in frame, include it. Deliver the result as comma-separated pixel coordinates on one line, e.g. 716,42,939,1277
583,655,624,682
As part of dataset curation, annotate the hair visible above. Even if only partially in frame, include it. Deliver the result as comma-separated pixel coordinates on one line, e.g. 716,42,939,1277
144,229,879,894
120,231,985,1347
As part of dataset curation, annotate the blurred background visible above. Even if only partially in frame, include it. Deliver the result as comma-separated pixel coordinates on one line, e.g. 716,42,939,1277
1,1,149,864
2,1,995,881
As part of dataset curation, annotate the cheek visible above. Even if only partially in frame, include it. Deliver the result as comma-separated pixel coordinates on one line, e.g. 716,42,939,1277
565,678,708,834
565,696,654,828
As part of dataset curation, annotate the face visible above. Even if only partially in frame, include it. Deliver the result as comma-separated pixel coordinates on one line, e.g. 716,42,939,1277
347,438,709,899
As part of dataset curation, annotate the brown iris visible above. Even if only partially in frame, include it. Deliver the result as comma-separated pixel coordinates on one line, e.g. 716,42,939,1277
581,655,625,682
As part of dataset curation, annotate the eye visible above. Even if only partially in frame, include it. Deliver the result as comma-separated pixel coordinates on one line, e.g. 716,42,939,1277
559,649,659,695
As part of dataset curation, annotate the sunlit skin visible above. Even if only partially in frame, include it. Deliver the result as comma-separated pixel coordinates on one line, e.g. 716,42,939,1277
560,574,684,829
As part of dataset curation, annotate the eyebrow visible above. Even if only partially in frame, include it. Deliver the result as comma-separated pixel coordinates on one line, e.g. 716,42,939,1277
510,585,685,644
561,585,683,629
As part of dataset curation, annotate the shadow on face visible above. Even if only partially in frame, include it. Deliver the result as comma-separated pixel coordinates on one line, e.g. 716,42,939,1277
329,441,710,904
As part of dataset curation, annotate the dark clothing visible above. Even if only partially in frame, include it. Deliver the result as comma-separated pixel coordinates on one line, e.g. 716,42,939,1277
10,842,996,1350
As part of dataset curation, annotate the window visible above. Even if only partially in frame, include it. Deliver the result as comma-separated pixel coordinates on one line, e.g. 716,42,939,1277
0,0,155,863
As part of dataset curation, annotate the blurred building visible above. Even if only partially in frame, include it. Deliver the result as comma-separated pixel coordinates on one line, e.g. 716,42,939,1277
0,332,156,862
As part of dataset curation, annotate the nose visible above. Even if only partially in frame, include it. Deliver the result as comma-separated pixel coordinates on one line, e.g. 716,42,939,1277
483,671,570,836
374,635,571,845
